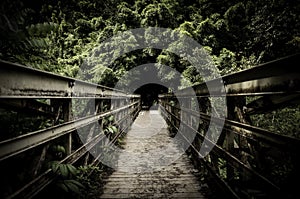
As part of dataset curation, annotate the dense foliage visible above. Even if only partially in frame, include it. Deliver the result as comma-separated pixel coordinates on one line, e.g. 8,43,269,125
1,0,299,86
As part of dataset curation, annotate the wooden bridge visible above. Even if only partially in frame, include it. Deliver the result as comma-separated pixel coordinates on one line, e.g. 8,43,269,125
0,54,299,199
100,110,206,198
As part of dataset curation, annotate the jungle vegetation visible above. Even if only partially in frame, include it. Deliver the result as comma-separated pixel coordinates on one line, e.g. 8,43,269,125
1,0,299,137
0,0,299,198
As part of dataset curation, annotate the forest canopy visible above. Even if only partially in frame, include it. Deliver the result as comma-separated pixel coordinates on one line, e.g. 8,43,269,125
0,0,299,88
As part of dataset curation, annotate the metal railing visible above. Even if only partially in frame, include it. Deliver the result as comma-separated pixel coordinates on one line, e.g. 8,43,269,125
159,54,300,198
0,60,141,199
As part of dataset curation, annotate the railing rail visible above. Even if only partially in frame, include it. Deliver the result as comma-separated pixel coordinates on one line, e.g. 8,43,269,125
0,60,141,199
159,54,300,198
1,54,299,199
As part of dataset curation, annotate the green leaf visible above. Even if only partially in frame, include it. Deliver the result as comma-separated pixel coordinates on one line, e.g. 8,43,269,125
66,181,80,194
50,161,60,173
59,164,69,178
66,164,78,176
68,179,85,189
108,115,114,122
57,145,66,154
64,179,84,194
57,181,68,192
107,126,114,134
111,125,118,133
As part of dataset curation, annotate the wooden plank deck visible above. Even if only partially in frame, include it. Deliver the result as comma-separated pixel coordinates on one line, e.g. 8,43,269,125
100,110,207,199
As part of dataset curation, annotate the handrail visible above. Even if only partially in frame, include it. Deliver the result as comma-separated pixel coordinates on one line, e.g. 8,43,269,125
0,60,141,199
164,101,300,149
161,53,300,97
160,106,280,190
159,54,300,198
0,101,139,161
0,59,139,98
1,54,299,198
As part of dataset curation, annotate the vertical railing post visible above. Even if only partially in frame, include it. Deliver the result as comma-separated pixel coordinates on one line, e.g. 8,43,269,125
174,97,180,129
171,96,177,129
62,99,72,155
119,98,124,131
126,97,130,129
115,98,120,124
226,97,235,182
234,96,253,182
133,97,136,124
183,96,192,141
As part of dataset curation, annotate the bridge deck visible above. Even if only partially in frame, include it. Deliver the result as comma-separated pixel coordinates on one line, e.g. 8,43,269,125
100,110,207,198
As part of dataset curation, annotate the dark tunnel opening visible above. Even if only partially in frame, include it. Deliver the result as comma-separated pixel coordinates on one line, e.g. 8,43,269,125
134,84,168,110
